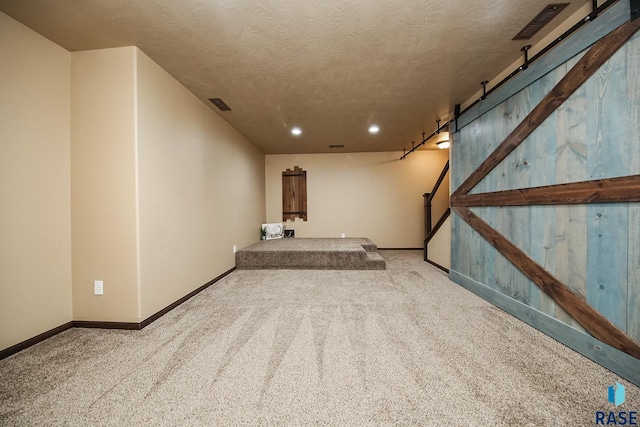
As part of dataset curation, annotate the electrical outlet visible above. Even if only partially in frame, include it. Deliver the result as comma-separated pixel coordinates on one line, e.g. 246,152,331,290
341,233,346,238
233,245,237,253
94,280,103,295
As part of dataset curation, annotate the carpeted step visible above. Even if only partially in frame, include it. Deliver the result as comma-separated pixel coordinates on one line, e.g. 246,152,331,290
236,238,386,270
360,242,378,252
365,251,386,270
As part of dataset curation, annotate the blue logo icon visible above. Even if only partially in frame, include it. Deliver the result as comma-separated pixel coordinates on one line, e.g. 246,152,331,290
608,382,625,408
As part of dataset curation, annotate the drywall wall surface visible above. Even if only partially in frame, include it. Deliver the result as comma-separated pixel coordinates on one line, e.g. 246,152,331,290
71,47,140,322
0,12,73,351
265,150,449,248
136,49,265,319
427,216,451,269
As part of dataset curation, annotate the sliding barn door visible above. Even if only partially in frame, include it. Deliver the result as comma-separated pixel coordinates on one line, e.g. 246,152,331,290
450,1,640,380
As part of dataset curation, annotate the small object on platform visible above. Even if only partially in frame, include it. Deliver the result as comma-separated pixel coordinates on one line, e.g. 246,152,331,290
261,223,284,240
284,229,295,238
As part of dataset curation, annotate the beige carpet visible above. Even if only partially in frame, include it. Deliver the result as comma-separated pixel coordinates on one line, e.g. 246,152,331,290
1,250,638,426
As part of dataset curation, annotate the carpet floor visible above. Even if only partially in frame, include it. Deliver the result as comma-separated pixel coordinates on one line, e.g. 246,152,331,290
1,250,637,426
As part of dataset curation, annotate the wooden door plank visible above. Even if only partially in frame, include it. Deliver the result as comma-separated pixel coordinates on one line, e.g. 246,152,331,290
585,43,629,330
496,87,532,304
529,205,559,316
527,70,561,314
450,129,471,276
491,99,515,296
465,119,483,189
452,206,640,359
449,130,461,273
470,111,498,292
450,127,467,192
282,170,291,221
554,54,588,329
628,32,640,343
291,168,300,219
452,17,640,198
300,169,307,221
554,206,588,331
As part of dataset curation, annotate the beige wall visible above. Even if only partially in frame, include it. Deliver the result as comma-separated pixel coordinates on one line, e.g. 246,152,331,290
70,47,140,321
427,216,451,269
1,26,265,348
71,46,266,322
136,50,265,319
265,150,449,248
0,12,73,350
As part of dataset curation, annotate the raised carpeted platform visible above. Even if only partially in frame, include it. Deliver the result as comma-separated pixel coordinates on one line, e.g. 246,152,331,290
235,238,386,270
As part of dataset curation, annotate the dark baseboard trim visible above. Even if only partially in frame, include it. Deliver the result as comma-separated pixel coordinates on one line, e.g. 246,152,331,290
140,267,235,328
72,320,141,330
0,321,73,360
425,259,450,274
450,270,640,387
0,267,236,361
378,248,423,251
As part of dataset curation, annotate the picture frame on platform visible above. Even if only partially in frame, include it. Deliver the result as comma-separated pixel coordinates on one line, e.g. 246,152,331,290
262,223,284,240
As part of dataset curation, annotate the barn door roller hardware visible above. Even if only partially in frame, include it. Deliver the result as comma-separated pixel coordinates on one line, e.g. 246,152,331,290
521,45,532,70
480,81,489,100
456,0,619,121
400,0,623,161
454,104,461,132
590,0,600,20
632,0,640,21
480,44,530,97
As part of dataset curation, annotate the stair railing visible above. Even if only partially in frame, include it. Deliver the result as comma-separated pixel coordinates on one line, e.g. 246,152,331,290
423,160,450,272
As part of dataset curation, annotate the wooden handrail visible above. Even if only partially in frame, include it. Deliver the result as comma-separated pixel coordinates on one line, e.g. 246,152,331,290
427,161,449,203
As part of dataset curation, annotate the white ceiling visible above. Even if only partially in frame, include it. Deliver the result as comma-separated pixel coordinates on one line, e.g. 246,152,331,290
0,0,591,154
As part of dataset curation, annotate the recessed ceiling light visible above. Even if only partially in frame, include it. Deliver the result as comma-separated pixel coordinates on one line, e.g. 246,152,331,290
291,127,302,136
368,125,380,134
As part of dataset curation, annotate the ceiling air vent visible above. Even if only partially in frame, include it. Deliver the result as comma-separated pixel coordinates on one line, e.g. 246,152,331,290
209,98,231,111
513,3,569,40
329,145,344,149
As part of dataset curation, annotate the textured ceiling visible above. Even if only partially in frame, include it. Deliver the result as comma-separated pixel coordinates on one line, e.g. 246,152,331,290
0,0,591,154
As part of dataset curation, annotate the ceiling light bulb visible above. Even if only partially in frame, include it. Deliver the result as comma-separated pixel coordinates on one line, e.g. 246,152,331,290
369,125,380,134
437,140,450,149
291,127,302,136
